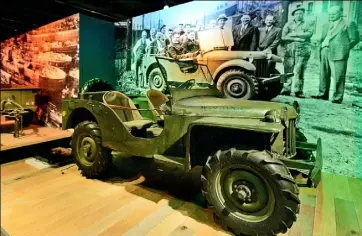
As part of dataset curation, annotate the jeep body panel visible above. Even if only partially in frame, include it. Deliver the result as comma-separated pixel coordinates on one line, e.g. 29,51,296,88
187,117,284,133
143,55,214,84
171,94,298,120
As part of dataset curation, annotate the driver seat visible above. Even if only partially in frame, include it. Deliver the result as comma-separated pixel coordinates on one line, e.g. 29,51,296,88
146,90,169,125
103,91,153,133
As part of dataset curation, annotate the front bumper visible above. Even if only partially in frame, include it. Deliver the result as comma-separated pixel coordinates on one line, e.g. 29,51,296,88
261,73,294,85
297,138,323,187
279,138,323,187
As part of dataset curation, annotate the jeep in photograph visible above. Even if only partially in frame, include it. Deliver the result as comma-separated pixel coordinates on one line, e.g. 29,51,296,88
62,69,322,235
140,28,292,101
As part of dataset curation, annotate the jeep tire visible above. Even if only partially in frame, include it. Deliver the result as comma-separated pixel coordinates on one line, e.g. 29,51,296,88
149,68,167,92
217,69,259,99
72,121,112,178
201,148,299,236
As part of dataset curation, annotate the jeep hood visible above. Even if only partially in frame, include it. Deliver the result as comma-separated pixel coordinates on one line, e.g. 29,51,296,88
172,96,297,119
202,50,267,61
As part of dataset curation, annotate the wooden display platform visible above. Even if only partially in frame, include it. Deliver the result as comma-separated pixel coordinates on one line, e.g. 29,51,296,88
0,125,72,152
1,158,361,236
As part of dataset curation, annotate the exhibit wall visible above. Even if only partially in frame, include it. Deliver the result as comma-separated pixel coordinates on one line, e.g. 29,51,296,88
0,13,80,128
79,14,116,90
114,0,362,179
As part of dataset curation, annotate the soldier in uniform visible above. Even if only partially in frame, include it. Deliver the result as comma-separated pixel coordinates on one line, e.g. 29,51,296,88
280,7,314,98
167,33,199,60
182,31,200,53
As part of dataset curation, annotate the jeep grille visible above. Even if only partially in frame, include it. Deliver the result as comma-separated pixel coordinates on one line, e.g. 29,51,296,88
253,59,269,78
284,119,297,156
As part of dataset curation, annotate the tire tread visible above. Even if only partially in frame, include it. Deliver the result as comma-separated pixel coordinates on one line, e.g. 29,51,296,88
201,147,299,236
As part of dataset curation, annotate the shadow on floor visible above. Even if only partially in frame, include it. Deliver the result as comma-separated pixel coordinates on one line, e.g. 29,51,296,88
97,154,231,234
102,155,206,206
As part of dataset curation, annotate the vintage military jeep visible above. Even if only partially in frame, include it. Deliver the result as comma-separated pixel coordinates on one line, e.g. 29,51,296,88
140,28,292,101
62,68,322,236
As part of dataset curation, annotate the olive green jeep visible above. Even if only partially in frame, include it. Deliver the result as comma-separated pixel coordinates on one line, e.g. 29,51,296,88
61,63,322,236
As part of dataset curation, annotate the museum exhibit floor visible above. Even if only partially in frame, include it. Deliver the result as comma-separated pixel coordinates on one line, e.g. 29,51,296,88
0,125,72,152
1,157,361,236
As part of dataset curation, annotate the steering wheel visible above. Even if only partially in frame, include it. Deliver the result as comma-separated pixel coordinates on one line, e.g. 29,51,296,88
177,79,196,89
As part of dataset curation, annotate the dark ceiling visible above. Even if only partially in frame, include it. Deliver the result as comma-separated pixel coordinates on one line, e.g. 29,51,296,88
0,0,192,41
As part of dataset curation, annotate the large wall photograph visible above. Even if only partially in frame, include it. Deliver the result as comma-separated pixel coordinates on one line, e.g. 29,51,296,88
0,14,80,128
115,0,362,179
117,1,286,96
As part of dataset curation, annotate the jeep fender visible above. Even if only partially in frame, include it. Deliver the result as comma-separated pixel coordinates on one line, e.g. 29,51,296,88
212,59,256,81
184,117,284,170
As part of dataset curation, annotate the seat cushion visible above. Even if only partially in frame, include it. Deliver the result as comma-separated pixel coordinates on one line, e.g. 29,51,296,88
123,120,154,131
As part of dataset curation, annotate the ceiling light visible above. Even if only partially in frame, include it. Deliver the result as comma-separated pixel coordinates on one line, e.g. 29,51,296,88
164,5,169,9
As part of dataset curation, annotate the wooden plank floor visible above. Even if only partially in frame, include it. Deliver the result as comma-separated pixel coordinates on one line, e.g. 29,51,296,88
1,158,361,236
0,125,72,151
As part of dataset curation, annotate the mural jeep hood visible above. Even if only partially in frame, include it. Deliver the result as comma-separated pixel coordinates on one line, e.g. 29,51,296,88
201,50,282,62
172,96,297,119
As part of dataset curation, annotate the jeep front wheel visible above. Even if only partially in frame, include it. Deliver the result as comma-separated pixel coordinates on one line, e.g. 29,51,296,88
148,68,167,92
217,69,258,99
201,148,299,235
72,121,112,178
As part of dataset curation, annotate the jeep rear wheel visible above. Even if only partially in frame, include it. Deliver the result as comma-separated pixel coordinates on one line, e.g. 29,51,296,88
217,69,258,99
201,148,299,236
72,121,112,178
149,68,167,92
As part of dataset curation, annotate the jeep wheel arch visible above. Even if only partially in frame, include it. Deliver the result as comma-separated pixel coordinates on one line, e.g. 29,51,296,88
187,125,276,168
65,107,98,129
212,59,256,82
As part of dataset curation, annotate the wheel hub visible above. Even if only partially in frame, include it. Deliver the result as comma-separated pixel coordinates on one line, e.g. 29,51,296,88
231,84,242,93
233,184,252,202
226,78,248,97
80,137,97,163
151,75,164,88
221,169,271,213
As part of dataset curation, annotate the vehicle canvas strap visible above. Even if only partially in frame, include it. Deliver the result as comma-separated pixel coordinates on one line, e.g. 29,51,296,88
106,104,161,112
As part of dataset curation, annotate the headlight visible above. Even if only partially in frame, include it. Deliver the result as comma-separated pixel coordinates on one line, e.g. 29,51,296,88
280,107,288,123
248,53,254,63
265,49,272,59
264,109,280,123
292,101,300,124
